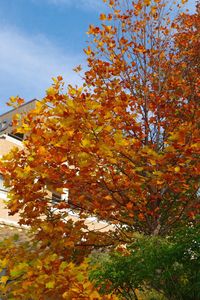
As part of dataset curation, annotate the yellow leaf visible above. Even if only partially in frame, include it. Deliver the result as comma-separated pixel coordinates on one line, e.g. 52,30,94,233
168,132,179,141
0,258,8,268
78,152,90,167
135,167,144,172
62,292,69,299
191,143,200,149
59,262,68,272
114,132,129,146
100,13,107,21
104,124,113,132
0,276,9,284
82,138,91,148
165,145,175,152
84,46,92,56
150,159,156,166
38,146,46,156
35,101,43,112
110,157,117,164
46,281,55,289
68,88,77,96
89,290,101,298
151,5,157,14
153,170,162,176
68,100,75,109
46,86,56,96
144,0,151,6
24,165,31,173
104,195,112,201
175,166,180,173
156,180,164,185
99,144,113,157
86,100,101,110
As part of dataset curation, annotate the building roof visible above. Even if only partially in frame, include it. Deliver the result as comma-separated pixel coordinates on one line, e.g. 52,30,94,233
0,99,38,135
0,99,38,118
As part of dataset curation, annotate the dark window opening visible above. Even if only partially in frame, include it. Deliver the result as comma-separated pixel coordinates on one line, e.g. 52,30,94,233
52,192,61,203
8,132,24,141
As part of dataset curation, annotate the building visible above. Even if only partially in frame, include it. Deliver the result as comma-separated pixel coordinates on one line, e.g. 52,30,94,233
0,100,38,226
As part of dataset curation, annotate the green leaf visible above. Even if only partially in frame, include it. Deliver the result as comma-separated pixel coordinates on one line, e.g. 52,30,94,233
46,281,55,289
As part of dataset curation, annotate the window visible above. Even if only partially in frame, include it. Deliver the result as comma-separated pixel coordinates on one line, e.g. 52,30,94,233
52,192,61,203
52,189,69,203
8,132,24,141
0,174,8,199
0,175,5,191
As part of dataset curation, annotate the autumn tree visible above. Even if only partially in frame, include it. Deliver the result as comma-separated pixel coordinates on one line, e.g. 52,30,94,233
2,0,200,241
4,0,198,235
77,0,200,235
0,0,199,298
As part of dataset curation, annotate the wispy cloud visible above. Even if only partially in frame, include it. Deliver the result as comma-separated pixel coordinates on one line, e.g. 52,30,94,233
0,26,83,112
36,0,105,11
33,0,196,14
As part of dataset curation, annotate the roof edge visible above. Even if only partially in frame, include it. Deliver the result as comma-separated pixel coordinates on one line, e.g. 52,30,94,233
0,99,38,118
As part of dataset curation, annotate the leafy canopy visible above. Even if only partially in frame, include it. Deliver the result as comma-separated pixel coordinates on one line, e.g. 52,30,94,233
0,0,199,299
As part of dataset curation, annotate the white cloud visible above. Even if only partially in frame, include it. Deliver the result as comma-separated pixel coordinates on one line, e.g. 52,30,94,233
33,0,196,13
0,26,83,111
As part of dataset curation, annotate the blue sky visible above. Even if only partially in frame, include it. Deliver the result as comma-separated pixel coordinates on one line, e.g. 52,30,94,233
0,0,196,114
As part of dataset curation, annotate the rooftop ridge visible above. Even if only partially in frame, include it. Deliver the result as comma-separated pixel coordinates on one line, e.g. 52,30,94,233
0,99,39,118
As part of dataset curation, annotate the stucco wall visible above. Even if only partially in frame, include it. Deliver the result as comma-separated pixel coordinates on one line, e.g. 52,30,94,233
0,138,22,157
